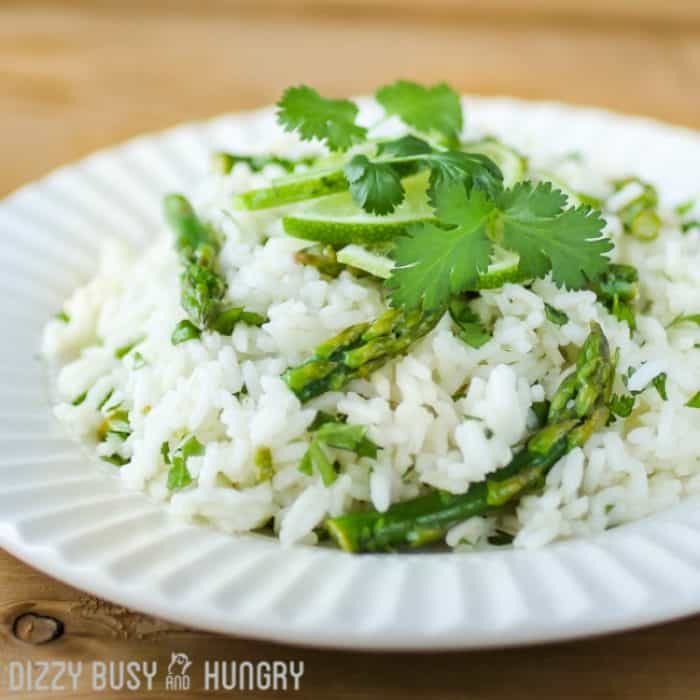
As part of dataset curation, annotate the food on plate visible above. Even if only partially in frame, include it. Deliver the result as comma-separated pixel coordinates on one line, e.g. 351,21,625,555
43,81,700,552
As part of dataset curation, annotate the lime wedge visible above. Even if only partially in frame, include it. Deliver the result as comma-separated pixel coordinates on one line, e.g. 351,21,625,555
282,174,434,246
233,167,349,210
463,138,527,187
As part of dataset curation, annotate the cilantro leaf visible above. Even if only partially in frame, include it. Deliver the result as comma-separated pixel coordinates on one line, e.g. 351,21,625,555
425,152,503,206
388,184,495,310
498,182,611,289
315,422,379,458
652,372,668,401
376,135,433,159
344,155,405,215
376,80,463,144
345,140,502,216
687,392,700,409
167,436,204,491
276,86,367,152
544,303,569,326
610,393,635,418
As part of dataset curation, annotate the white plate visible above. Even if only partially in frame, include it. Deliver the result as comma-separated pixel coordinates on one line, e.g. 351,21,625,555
3,98,700,650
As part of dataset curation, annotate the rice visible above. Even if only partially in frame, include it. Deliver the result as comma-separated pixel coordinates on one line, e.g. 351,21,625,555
42,109,700,550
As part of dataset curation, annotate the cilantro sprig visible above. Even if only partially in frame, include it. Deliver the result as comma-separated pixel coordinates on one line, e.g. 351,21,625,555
277,86,367,152
343,138,503,215
275,80,614,311
388,181,611,311
375,80,463,145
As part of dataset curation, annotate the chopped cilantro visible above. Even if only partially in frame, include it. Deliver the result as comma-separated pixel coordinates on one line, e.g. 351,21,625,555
652,372,668,401
544,303,569,326
115,336,144,359
132,351,147,369
72,390,87,407
298,419,380,486
97,389,114,411
167,436,204,491
315,422,379,458
610,394,635,418
686,392,700,409
171,319,201,345
101,454,129,467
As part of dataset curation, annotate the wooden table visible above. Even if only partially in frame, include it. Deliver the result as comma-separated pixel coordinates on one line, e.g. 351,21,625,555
2,2,700,697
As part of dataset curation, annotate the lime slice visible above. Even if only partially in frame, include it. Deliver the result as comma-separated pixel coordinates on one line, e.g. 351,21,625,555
336,242,522,289
463,138,527,187
233,167,349,211
283,174,434,246
337,245,394,279
472,247,523,289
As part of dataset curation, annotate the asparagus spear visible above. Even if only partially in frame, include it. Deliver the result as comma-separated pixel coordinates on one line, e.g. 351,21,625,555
294,244,347,278
282,307,443,402
164,194,267,334
164,194,226,328
326,322,614,552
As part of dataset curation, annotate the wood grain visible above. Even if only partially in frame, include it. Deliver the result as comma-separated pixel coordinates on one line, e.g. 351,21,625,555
1,2,700,698
2,1,700,198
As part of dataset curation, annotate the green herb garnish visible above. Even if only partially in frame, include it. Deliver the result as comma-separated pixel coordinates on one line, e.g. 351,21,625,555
376,80,463,145
610,393,635,418
101,454,129,467
72,391,87,407
132,352,147,369
277,86,367,152
171,320,201,345
115,336,145,359
544,303,569,326
388,181,610,312
687,392,700,409
652,372,668,401
298,420,380,486
167,436,204,491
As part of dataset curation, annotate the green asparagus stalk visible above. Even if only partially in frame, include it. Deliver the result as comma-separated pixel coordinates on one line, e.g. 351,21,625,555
326,322,614,552
294,244,347,278
164,194,226,328
164,194,267,334
282,307,443,402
